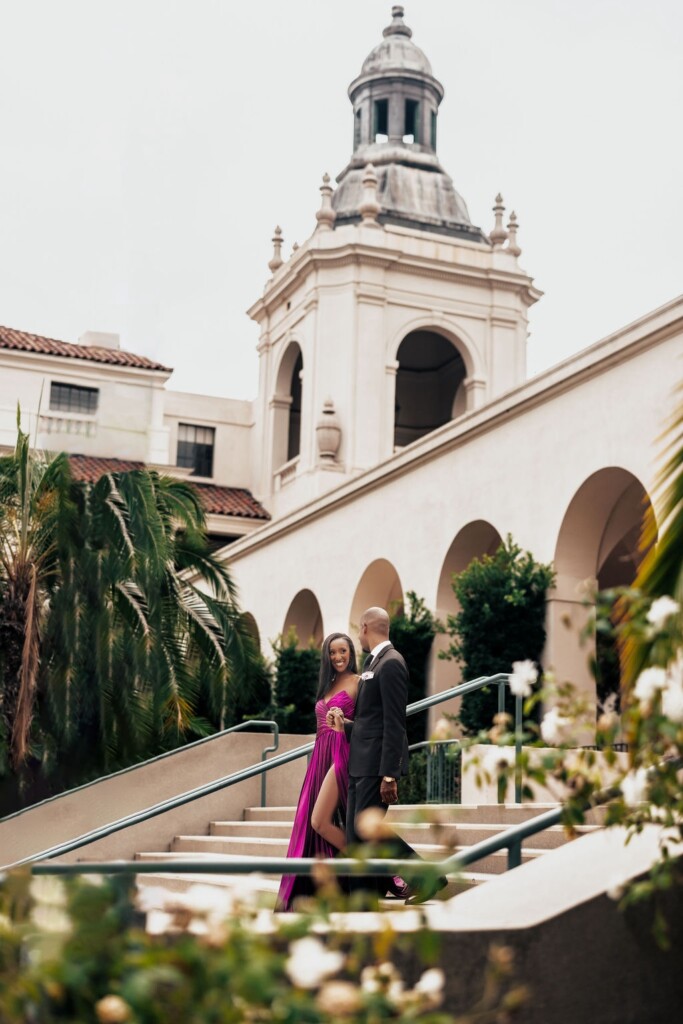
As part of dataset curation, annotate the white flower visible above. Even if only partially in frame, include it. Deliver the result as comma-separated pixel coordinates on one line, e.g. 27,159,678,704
661,670,683,723
646,596,680,630
145,909,177,936
316,980,363,1017
95,995,132,1023
415,968,445,997
361,962,402,994
509,660,537,698
621,767,649,807
634,667,667,704
136,885,173,914
285,936,344,989
183,883,237,918
540,707,573,746
606,876,625,901
29,876,68,908
430,716,457,741
30,904,73,935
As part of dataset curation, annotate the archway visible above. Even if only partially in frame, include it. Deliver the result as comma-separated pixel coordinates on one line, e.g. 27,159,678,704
349,559,404,637
432,521,503,725
394,329,467,448
550,468,655,719
282,588,324,649
272,342,303,471
240,612,261,648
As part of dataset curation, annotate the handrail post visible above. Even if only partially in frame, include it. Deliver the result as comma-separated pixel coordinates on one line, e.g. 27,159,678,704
514,695,523,804
260,725,280,808
508,837,522,870
497,680,506,804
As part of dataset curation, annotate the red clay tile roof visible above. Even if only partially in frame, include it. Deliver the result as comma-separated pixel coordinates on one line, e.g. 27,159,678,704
0,325,172,373
68,455,270,521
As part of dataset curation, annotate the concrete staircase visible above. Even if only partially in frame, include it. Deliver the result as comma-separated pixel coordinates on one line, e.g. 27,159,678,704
135,802,601,907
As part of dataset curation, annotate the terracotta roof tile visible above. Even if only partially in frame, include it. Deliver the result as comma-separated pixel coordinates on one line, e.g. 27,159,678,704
0,325,172,372
68,455,270,521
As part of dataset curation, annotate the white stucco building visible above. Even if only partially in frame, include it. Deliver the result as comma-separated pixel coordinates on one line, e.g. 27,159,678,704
1,6,681,722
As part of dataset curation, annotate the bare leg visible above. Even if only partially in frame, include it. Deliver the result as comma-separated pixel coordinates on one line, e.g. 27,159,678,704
311,766,347,850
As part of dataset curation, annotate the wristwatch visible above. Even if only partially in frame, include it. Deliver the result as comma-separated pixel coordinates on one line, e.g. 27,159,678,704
382,776,396,783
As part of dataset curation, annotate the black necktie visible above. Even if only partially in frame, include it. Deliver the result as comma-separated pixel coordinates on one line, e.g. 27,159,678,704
363,653,374,671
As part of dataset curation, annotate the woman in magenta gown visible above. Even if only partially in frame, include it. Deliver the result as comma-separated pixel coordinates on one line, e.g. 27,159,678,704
276,632,359,911
276,633,408,910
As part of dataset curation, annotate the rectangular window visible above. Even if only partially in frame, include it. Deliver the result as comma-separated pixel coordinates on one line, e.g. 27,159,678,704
50,382,99,415
373,98,388,142
177,423,215,478
430,110,437,150
404,99,419,144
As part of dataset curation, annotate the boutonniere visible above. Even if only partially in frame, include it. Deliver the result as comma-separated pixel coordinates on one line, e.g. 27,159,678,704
361,671,374,681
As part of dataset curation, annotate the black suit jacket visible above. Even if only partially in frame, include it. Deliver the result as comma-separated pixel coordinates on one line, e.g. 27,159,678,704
345,644,410,778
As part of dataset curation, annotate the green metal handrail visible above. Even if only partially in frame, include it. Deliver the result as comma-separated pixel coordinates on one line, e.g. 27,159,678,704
14,673,517,871
408,739,461,804
25,788,607,881
0,719,280,825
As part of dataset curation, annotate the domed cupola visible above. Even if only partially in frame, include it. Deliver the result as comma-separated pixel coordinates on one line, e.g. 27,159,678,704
332,5,486,242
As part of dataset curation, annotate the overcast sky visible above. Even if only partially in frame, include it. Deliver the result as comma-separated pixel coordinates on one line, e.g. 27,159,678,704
1,0,681,399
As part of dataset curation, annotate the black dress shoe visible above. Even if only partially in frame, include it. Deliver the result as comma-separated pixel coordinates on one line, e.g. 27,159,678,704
404,875,448,905
385,875,412,899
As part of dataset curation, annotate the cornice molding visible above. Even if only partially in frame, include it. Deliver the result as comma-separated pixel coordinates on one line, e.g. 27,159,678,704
219,301,683,566
247,238,541,322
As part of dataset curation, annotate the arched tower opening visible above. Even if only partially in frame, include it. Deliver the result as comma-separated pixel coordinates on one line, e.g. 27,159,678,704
394,329,467,447
272,342,304,472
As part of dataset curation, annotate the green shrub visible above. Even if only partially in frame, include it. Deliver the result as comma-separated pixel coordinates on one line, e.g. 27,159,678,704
269,628,321,733
443,536,555,735
390,593,442,745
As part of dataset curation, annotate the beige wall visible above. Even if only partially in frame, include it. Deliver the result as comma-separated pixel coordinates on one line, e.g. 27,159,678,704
249,219,538,517
0,353,170,462
223,298,683,715
1,731,313,867
163,389,255,490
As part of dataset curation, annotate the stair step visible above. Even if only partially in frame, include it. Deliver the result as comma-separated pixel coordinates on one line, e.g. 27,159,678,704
242,803,577,826
171,834,544,874
211,819,597,850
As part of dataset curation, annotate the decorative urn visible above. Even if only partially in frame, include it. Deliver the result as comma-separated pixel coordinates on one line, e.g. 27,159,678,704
316,398,342,461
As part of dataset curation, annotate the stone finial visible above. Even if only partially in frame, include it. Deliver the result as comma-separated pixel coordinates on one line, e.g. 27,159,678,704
359,163,381,226
383,5,412,38
490,194,508,249
506,211,521,257
315,173,337,232
268,226,283,272
316,398,342,462
292,241,299,252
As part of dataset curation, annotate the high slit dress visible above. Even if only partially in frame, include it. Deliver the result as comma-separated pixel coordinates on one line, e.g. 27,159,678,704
276,689,355,911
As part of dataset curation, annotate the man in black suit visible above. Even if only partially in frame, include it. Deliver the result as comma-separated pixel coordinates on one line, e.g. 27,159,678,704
327,605,446,904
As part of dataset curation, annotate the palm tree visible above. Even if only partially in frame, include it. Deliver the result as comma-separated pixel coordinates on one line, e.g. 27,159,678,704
1,419,260,806
0,413,75,771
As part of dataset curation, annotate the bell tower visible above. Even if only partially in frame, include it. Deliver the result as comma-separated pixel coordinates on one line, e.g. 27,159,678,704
248,6,541,516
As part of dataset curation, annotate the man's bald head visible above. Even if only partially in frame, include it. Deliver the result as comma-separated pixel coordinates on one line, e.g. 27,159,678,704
360,606,390,648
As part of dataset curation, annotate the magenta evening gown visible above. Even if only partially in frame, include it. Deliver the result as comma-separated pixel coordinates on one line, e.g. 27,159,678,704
276,690,355,911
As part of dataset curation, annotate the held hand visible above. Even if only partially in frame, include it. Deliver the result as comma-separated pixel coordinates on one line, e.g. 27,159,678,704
326,708,345,732
380,779,398,805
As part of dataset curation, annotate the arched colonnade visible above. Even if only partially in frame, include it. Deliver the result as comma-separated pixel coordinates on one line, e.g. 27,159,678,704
242,467,656,727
